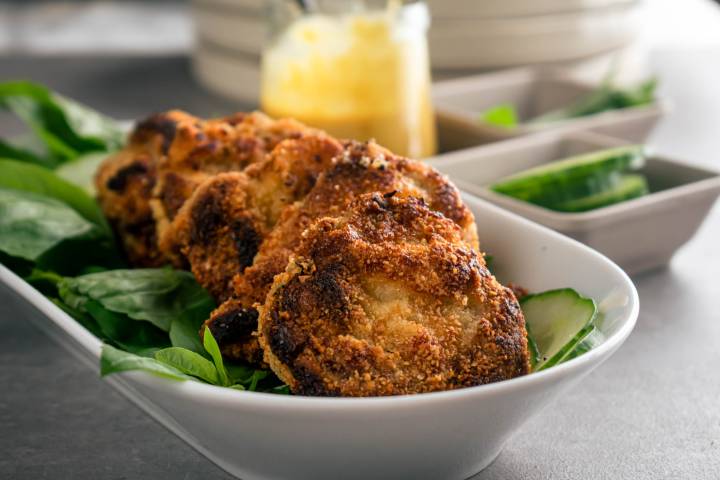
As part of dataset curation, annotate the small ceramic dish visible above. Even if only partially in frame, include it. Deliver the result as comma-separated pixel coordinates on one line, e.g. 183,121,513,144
428,131,720,275
1,194,638,480
433,68,667,152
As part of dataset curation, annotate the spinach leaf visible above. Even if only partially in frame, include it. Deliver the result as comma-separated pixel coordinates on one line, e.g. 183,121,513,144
84,300,169,356
154,347,220,384
58,269,214,332
100,344,191,381
531,78,658,124
0,81,125,164
203,327,230,386
479,104,518,129
55,151,108,195
0,139,50,167
51,298,105,339
0,158,110,232
169,314,207,355
0,187,106,267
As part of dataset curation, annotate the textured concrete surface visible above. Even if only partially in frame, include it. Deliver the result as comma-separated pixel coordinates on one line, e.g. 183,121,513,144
1,51,719,479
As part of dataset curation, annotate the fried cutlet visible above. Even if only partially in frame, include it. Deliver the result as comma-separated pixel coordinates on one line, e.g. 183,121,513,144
258,193,530,396
204,140,478,363
95,110,310,267
162,133,345,301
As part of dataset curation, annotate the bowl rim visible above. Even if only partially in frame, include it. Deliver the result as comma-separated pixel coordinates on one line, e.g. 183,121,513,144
0,195,639,410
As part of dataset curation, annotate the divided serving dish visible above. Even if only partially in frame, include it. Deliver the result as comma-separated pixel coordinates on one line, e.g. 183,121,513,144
429,131,720,275
433,67,667,152
1,194,639,480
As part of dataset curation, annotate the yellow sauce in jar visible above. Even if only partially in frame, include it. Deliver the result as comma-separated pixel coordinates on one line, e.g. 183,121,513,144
260,4,437,158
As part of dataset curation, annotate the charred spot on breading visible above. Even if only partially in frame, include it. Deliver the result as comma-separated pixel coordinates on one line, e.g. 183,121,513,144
106,160,150,192
258,193,529,396
96,110,315,269
132,113,178,154
208,305,259,345
232,218,261,272
266,308,306,365
189,189,225,246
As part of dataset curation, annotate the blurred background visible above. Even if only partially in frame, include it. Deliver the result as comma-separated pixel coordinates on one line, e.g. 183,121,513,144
2,0,720,103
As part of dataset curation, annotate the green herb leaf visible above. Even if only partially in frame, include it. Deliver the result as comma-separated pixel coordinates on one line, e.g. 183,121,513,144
203,327,230,387
58,269,214,332
0,138,51,167
530,78,658,125
0,81,125,164
0,158,110,232
100,344,191,381
84,299,169,356
0,187,106,268
155,347,220,384
479,104,518,129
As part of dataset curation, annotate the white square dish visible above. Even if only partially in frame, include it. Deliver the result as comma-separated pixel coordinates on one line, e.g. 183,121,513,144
429,131,720,275
433,68,667,152
0,193,638,480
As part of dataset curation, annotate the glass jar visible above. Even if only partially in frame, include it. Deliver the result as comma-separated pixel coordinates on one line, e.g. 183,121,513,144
260,0,437,158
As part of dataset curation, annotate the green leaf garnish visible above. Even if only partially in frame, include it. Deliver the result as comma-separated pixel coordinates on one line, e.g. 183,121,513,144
479,103,518,129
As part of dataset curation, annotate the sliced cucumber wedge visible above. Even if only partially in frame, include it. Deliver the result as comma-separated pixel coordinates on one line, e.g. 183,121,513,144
521,288,598,371
503,171,624,209
564,326,605,361
553,174,649,212
491,145,644,199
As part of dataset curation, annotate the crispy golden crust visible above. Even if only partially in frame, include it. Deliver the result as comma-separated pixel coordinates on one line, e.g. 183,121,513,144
95,110,310,267
93,110,194,266
152,112,312,264
203,141,479,364
165,133,345,302
231,141,478,314
258,193,530,396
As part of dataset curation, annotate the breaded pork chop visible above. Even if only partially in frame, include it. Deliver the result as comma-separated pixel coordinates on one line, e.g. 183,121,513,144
95,110,196,266
205,140,479,363
151,113,312,264
163,133,345,301
258,193,530,396
95,110,310,267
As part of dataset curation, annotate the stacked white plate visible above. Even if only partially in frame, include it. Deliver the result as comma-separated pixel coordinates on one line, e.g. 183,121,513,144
190,0,643,103
190,0,265,104
428,0,642,70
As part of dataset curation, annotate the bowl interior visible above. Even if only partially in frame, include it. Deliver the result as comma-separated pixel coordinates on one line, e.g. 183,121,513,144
431,130,720,204
433,70,593,122
430,130,612,184
463,193,636,341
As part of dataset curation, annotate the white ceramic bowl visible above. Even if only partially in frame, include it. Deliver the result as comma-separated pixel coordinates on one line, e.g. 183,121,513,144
0,194,639,480
192,39,261,105
194,0,264,15
429,3,640,69
428,0,638,18
192,1,265,56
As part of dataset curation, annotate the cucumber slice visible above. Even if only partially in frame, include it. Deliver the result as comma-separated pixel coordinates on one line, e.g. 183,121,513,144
521,288,597,371
564,326,605,361
553,174,649,212
491,145,644,198
504,171,623,208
